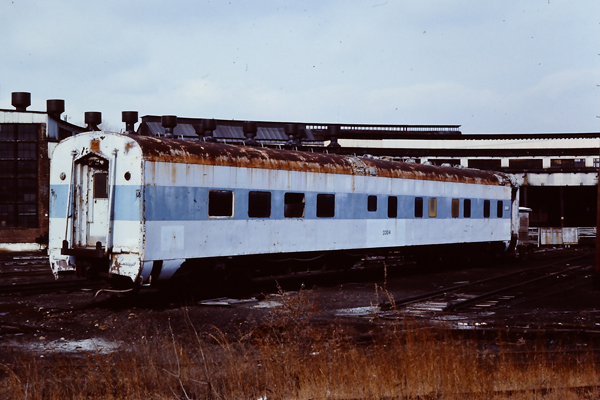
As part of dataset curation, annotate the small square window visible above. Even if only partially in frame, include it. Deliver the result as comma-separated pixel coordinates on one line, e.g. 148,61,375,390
317,194,335,218
209,190,234,217
18,204,37,227
0,124,16,141
17,178,37,202
248,191,271,218
0,143,15,158
19,125,38,140
0,204,15,227
17,160,37,175
284,192,305,218
17,142,36,158
0,161,15,175
0,179,16,202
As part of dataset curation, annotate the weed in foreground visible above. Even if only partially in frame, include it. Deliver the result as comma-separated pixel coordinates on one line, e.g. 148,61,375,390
0,287,598,399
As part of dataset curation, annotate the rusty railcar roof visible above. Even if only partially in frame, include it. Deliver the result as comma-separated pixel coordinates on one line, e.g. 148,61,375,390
125,134,514,187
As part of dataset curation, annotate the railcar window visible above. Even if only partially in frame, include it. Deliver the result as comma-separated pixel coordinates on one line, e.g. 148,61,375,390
414,197,423,218
284,192,305,218
388,196,398,218
497,200,503,218
367,195,377,212
483,200,491,218
464,199,471,218
316,194,335,218
93,173,108,199
428,198,437,218
248,191,271,218
208,190,234,217
451,199,459,218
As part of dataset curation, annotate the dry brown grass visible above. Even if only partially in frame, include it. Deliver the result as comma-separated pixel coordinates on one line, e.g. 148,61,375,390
0,287,598,399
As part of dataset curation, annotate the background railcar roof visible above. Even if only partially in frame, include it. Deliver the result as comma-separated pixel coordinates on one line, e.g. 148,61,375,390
123,133,513,186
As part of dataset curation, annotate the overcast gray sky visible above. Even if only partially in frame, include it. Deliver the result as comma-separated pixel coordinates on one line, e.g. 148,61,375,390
1,0,598,133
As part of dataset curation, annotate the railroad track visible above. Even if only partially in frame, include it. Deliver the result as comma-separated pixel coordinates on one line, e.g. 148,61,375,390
0,252,52,281
388,252,595,315
0,278,107,296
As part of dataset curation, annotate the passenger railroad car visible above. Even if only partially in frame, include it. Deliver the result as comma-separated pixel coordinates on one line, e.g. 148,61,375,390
48,131,519,287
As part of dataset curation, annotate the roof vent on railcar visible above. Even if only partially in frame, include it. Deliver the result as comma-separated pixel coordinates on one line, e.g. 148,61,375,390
84,111,102,131
122,111,138,134
11,92,31,111
243,121,258,146
46,99,65,120
161,115,177,138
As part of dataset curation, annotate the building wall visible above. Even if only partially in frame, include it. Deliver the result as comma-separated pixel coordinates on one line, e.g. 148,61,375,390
0,122,48,244
0,108,84,249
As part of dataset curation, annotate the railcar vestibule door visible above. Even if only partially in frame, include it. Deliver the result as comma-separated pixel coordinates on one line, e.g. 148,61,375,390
72,154,110,248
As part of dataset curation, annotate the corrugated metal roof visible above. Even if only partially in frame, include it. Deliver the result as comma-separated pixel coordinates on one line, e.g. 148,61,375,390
143,119,317,142
145,122,198,138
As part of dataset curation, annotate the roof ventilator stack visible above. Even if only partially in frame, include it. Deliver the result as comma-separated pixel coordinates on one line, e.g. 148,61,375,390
327,125,341,149
12,92,31,111
285,123,300,147
47,99,65,120
243,121,258,146
84,112,102,131
161,115,177,138
122,111,138,134
201,119,217,142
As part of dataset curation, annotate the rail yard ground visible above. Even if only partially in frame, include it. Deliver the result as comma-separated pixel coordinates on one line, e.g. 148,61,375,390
1,248,600,398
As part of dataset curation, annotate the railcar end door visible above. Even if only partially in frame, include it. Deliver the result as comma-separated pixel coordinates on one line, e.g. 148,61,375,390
73,154,109,248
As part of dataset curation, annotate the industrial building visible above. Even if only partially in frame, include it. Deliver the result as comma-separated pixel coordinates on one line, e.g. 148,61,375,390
0,93,597,250
0,92,85,250
138,115,600,229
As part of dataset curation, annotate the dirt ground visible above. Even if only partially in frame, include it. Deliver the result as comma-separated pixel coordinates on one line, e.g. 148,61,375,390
1,248,600,361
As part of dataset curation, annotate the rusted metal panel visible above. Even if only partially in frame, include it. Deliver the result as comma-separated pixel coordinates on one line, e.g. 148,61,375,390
128,135,514,187
539,228,562,245
538,227,579,246
562,227,579,245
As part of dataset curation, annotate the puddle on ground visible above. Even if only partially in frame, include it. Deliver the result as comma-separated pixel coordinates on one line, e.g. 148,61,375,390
199,298,260,307
8,337,122,355
252,299,282,309
335,306,379,317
